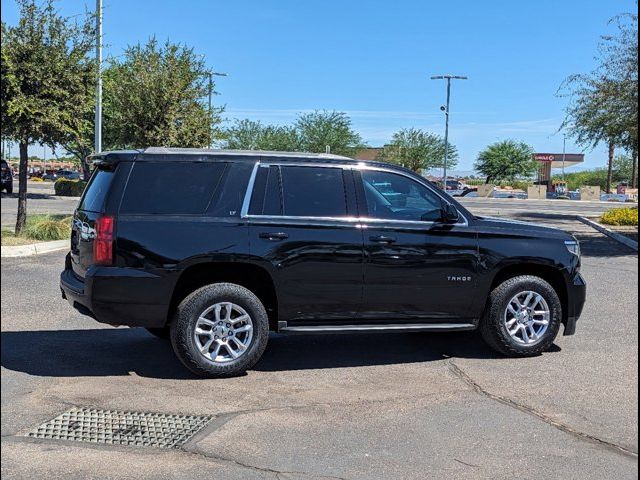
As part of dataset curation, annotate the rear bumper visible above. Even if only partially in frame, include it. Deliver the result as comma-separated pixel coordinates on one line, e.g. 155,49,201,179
60,253,171,328
563,272,586,336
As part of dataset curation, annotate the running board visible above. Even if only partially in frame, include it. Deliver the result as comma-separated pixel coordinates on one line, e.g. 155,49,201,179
277,322,476,334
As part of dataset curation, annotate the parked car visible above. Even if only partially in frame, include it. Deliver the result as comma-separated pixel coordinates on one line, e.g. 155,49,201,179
42,169,81,181
438,179,475,197
60,148,586,378
1,160,13,193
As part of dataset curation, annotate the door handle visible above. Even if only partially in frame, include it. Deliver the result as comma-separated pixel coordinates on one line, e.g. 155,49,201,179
259,232,289,241
370,235,396,244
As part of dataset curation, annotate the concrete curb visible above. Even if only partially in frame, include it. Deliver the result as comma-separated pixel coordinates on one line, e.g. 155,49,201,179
1,239,68,258
577,216,638,252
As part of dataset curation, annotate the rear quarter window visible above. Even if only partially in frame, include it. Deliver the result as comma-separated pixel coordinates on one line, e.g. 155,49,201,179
78,168,115,212
120,162,227,215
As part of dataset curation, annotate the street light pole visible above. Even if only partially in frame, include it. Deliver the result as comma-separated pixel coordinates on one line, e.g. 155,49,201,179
207,71,227,149
94,0,103,153
562,134,567,183
430,75,467,193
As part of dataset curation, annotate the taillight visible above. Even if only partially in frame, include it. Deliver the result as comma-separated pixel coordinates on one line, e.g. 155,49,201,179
93,215,115,265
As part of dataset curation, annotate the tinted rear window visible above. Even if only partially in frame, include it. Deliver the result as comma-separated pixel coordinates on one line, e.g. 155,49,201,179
78,168,114,212
281,166,347,217
249,166,283,216
120,162,226,215
207,162,254,217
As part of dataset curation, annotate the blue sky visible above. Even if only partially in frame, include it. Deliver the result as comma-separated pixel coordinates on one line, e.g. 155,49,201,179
1,0,634,171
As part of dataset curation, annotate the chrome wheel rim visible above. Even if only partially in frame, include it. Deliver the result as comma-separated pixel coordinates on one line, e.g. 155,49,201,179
504,291,550,345
194,303,254,363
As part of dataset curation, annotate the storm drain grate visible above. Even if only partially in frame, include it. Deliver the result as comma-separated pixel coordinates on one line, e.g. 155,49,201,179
24,407,213,448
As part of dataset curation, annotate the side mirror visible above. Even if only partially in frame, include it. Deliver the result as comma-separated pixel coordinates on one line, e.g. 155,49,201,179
441,203,460,223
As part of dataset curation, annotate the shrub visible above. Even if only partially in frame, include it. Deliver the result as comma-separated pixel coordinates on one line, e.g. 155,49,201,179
54,178,87,196
23,215,72,241
600,207,638,226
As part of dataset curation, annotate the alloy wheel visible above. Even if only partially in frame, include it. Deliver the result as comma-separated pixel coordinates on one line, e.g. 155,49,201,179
503,291,551,345
193,302,254,363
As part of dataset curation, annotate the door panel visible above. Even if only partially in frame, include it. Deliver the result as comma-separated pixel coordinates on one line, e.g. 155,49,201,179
362,223,479,320
247,164,364,322
249,219,364,321
356,169,479,321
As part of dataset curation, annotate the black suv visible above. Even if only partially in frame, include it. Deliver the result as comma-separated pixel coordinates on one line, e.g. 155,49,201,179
60,148,586,378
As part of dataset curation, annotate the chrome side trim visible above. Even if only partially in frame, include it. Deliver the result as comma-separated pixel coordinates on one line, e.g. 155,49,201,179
245,215,362,224
279,323,477,333
240,161,468,227
240,161,260,218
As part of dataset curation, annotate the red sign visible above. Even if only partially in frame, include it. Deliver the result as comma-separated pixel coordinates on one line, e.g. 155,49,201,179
535,154,555,162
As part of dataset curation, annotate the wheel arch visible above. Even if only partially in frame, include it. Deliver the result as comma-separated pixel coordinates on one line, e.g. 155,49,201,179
488,263,569,326
167,261,279,330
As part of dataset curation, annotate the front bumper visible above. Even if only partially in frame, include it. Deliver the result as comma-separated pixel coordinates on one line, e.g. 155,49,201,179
563,272,586,336
60,253,171,328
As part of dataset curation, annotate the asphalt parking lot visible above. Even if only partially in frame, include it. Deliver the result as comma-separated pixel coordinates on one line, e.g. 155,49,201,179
1,181,78,229
1,207,638,479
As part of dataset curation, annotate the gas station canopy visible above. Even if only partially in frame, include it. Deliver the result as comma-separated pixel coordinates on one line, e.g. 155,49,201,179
534,153,585,169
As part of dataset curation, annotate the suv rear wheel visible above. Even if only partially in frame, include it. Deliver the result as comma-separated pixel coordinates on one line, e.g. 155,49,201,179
480,275,562,357
170,283,269,378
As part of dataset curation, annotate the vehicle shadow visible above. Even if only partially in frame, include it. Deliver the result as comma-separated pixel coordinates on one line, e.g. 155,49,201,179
1,328,195,380
255,331,497,371
0,328,516,379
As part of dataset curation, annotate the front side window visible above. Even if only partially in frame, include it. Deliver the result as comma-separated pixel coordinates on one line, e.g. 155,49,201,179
361,170,443,222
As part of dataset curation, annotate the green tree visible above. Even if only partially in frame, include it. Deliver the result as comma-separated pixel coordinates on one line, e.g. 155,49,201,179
295,110,365,156
474,140,537,184
600,12,638,159
103,38,223,150
224,111,364,156
1,0,95,233
225,119,300,151
612,154,635,182
377,128,458,173
56,93,96,180
560,11,638,191
59,38,223,178
561,76,627,193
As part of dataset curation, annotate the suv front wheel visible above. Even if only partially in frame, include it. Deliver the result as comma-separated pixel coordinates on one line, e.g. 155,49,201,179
480,275,562,357
170,283,269,378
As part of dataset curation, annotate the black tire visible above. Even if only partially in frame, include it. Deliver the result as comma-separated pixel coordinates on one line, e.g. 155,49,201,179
144,327,170,339
479,275,562,357
170,283,269,378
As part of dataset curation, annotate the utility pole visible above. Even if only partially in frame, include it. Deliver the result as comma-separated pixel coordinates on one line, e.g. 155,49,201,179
430,75,467,193
207,71,227,149
562,134,567,183
94,0,103,153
